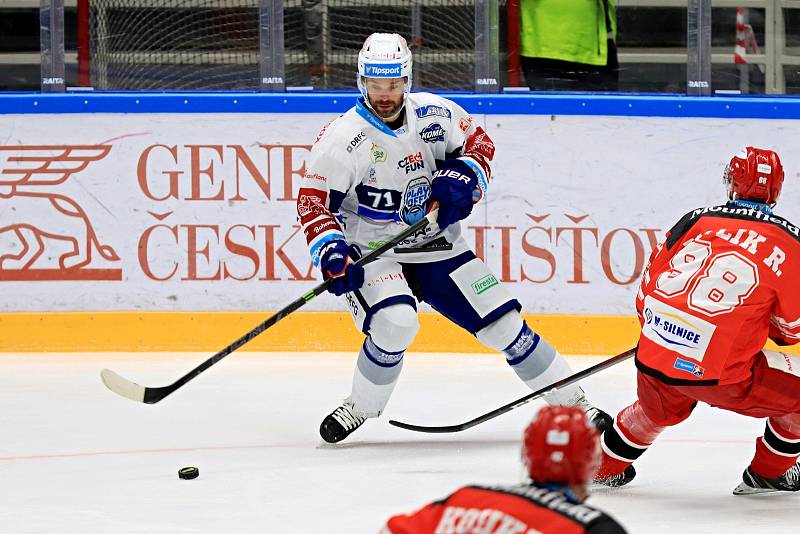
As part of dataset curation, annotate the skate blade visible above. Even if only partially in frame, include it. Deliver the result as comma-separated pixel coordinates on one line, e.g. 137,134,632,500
732,482,780,496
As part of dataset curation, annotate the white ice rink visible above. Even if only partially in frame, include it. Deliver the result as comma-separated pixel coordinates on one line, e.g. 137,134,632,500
1,352,797,533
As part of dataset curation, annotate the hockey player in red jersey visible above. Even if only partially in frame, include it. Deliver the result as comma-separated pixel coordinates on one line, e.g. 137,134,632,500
595,147,800,494
382,406,627,533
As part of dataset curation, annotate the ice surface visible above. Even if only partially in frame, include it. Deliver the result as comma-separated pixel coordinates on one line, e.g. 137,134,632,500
0,353,795,533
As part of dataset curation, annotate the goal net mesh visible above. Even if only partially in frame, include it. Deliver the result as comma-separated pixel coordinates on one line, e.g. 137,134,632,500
284,0,475,90
88,1,260,90
87,0,476,91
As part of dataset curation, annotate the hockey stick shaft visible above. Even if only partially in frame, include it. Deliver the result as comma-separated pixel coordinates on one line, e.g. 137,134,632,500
388,346,637,433
101,210,438,404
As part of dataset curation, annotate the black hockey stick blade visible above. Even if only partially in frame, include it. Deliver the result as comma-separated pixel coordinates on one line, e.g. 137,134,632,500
100,210,438,405
389,346,637,433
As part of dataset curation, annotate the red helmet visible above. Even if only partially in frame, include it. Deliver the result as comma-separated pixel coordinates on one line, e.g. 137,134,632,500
523,406,601,486
723,147,784,206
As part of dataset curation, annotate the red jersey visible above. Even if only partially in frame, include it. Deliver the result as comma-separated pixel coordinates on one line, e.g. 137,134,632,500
382,483,626,534
635,203,800,386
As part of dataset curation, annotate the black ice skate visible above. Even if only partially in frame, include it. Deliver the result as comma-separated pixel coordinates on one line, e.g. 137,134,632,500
319,398,367,443
585,406,613,434
733,463,800,495
570,392,613,434
594,465,637,488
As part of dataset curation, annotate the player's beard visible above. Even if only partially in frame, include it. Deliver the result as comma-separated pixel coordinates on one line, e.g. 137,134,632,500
368,95,404,122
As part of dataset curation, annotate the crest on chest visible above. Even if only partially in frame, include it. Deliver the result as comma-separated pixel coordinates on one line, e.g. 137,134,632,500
399,175,431,225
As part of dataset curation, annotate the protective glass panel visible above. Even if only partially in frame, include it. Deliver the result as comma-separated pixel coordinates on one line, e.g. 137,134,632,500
784,7,800,95
283,0,475,91
1,0,797,94
709,7,766,95
88,1,260,90
616,5,688,93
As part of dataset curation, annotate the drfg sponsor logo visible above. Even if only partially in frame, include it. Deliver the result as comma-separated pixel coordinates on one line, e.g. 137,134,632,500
346,132,366,152
641,295,716,362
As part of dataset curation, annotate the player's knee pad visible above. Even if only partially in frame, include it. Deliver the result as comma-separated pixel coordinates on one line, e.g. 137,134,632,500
475,310,524,352
367,303,419,354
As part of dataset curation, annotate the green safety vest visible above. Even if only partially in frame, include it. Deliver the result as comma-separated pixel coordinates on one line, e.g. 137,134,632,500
520,0,617,66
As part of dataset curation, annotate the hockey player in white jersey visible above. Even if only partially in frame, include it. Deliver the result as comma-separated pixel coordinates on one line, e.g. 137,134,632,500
297,33,611,443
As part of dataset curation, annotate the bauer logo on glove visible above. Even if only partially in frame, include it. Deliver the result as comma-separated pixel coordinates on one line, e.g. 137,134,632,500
433,168,473,185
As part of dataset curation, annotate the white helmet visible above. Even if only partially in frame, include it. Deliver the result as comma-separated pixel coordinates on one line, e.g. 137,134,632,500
357,33,413,101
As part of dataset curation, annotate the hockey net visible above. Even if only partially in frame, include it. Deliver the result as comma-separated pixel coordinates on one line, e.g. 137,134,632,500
284,0,475,90
87,0,260,90
85,0,477,91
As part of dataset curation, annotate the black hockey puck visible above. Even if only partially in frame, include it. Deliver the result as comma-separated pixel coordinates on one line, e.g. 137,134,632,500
178,466,199,480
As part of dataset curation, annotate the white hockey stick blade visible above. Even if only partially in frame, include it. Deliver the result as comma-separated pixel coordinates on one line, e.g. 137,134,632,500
100,369,146,403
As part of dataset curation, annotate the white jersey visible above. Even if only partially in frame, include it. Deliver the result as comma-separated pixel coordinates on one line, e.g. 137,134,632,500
297,92,491,266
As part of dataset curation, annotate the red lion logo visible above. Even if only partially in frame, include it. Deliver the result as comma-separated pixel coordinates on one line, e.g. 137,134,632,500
0,145,122,281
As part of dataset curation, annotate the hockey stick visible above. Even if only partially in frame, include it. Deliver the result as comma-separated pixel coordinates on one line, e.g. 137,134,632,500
101,209,438,404
388,346,637,433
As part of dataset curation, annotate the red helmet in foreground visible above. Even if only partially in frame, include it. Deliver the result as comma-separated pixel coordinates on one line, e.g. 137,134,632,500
724,147,784,206
523,406,601,486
